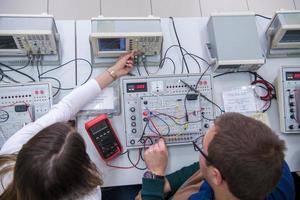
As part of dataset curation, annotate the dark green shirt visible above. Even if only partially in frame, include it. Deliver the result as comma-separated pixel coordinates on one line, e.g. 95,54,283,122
141,162,199,200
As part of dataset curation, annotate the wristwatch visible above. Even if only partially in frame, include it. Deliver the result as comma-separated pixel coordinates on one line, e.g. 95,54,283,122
143,171,164,180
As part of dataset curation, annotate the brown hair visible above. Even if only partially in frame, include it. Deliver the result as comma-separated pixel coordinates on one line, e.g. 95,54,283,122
208,112,285,200
0,122,103,200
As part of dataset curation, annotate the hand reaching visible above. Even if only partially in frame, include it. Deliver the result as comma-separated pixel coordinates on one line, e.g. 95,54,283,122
144,138,169,176
108,51,136,78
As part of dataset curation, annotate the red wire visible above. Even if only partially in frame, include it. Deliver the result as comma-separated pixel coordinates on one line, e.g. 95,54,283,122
148,118,161,136
251,79,273,101
105,149,142,169
0,102,17,109
0,102,33,121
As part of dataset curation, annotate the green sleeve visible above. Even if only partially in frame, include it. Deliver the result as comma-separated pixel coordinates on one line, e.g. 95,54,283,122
141,162,199,200
166,162,199,196
141,178,165,200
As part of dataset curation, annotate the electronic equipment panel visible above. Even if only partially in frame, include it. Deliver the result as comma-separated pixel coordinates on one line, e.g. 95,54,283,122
276,66,300,133
90,17,163,67
266,10,300,58
121,74,215,148
206,13,264,72
0,15,61,65
0,82,52,147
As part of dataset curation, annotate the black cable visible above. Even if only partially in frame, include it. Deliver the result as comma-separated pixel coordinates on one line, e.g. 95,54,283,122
0,69,19,83
199,93,225,113
36,61,41,81
188,53,210,65
140,149,145,161
136,62,141,76
213,70,275,112
181,53,201,74
182,63,211,122
195,63,211,90
160,57,176,74
39,58,92,78
255,14,271,20
201,113,215,121
127,149,147,170
119,150,129,156
159,45,209,75
39,58,93,91
141,58,149,76
262,100,272,113
40,76,62,97
2,58,31,72
213,70,276,100
0,62,35,82
138,121,149,143
184,95,189,121
169,17,190,73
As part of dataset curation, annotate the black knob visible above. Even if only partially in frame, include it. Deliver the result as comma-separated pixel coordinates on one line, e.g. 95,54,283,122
131,116,136,120
204,123,209,128
289,125,294,129
143,101,148,105
132,128,137,133
143,118,148,122
130,139,135,145
289,94,294,99
130,107,136,112
131,122,136,127
290,102,294,106
290,108,295,112
298,125,300,129
290,114,295,119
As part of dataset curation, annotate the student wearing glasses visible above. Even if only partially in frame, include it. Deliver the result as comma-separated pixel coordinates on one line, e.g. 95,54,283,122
136,113,295,200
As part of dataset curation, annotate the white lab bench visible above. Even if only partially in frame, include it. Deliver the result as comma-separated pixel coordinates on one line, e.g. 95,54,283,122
4,17,300,187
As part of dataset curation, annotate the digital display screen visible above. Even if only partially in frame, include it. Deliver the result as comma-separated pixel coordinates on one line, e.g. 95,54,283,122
280,30,300,43
286,72,300,81
89,121,108,135
0,36,18,49
127,82,147,93
98,38,126,51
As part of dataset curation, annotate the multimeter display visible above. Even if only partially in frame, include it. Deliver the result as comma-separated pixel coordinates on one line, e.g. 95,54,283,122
85,114,122,161
89,121,107,135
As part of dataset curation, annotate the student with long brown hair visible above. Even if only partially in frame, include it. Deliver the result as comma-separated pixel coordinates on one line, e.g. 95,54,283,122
0,52,135,200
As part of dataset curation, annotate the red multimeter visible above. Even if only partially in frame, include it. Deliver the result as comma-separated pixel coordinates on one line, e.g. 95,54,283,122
85,114,123,161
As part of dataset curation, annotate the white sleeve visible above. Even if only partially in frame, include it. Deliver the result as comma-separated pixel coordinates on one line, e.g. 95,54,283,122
0,79,101,155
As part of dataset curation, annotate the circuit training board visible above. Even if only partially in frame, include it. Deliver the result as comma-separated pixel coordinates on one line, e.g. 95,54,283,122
0,82,52,147
121,74,214,148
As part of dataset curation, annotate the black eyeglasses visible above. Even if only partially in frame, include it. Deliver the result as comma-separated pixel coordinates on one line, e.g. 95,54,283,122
192,140,214,165
192,140,225,180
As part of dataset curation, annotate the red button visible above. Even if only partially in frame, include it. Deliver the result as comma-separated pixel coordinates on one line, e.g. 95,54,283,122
143,111,148,116
40,90,44,94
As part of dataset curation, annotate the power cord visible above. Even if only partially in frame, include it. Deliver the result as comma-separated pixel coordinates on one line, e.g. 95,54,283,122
169,17,190,73
0,62,35,82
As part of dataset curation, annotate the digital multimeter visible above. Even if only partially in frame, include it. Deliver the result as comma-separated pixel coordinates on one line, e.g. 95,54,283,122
85,114,123,161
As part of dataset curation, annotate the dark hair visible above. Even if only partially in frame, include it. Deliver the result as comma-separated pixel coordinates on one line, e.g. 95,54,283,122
208,112,285,200
0,122,102,200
